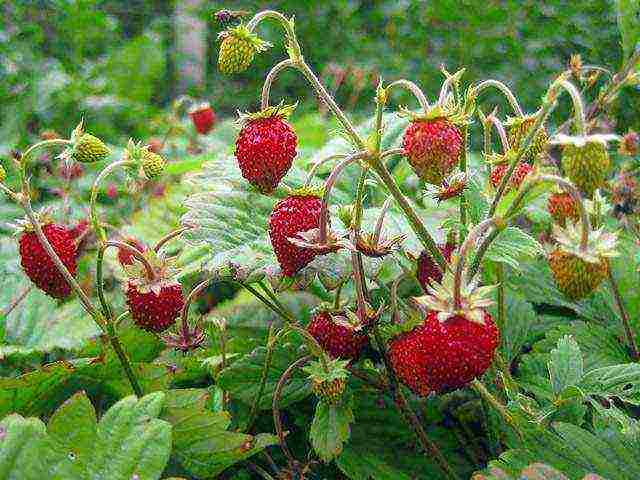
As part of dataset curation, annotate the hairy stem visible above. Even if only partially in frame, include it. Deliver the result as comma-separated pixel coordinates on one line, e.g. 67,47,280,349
103,240,156,280
453,218,497,309
386,79,430,113
371,152,447,269
104,320,144,397
319,152,366,243
471,79,524,117
1,285,32,317
272,355,311,468
304,154,347,187
459,124,469,240
606,259,640,360
154,226,193,252
557,79,587,135
261,59,296,109
471,378,522,439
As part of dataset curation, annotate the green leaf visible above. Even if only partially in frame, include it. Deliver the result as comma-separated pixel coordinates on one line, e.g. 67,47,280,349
161,389,277,478
616,0,640,59
0,392,172,480
0,414,48,480
484,227,544,271
217,343,311,410
580,363,640,405
310,397,354,463
337,446,412,480
498,291,537,363
548,335,584,397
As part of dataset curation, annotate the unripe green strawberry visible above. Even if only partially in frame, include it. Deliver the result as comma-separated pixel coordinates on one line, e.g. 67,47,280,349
562,140,610,198
218,25,270,75
548,250,607,300
142,150,166,179
547,222,617,301
72,134,110,163
0,164,5,183
312,378,346,405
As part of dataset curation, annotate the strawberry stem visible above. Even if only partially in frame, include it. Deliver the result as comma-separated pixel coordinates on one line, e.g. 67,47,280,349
319,152,366,244
104,240,156,280
557,79,587,136
153,225,194,253
453,218,497,310
605,259,640,360
261,59,295,109
372,196,393,247
471,79,524,117
385,79,430,113
486,113,510,154
372,152,448,270
304,153,347,187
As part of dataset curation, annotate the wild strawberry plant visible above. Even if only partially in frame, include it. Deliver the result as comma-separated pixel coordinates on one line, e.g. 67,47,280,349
1,6,640,480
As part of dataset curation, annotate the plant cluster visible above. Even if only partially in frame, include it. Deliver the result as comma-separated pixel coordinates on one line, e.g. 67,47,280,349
2,6,640,480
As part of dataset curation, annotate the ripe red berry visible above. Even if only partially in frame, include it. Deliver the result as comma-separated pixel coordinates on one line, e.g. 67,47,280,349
189,103,216,135
126,282,184,333
402,118,462,185
235,115,297,194
389,310,499,396
117,238,147,266
547,192,579,226
308,310,369,360
268,192,323,276
19,223,77,299
416,243,455,290
490,163,533,190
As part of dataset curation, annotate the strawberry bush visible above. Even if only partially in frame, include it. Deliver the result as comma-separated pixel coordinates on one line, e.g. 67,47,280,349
2,5,640,480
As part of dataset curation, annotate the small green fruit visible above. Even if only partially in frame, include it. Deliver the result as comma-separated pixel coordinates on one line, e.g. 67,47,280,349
142,150,166,179
73,134,110,163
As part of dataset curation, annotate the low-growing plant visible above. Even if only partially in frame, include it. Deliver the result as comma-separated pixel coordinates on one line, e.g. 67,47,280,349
2,6,640,480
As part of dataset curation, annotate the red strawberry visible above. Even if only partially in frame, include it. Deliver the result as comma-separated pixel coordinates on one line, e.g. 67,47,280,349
308,310,369,360
106,184,118,200
117,238,147,266
19,223,77,299
547,192,579,226
189,103,216,135
126,282,184,333
389,310,499,396
269,191,323,276
416,243,455,290
490,162,533,190
235,113,297,194
58,162,84,181
402,118,463,185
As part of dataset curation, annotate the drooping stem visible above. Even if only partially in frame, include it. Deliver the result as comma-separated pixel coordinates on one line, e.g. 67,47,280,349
453,218,497,310
372,197,393,246
557,79,587,135
247,10,302,61
495,263,506,333
180,277,215,340
304,154,346,187
246,324,289,432
90,160,135,243
488,79,561,216
103,241,156,280
372,327,459,480
350,244,369,320
1,285,32,317
261,59,296,109
371,152,447,270
386,79,430,113
319,152,366,243
272,355,311,468
486,114,510,154
471,79,524,117
606,259,640,360
153,226,193,252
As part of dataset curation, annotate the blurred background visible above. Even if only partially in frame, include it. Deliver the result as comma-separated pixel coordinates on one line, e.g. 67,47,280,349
1,0,638,152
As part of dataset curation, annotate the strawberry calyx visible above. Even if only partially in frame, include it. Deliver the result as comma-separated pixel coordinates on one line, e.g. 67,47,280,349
236,101,297,126
549,222,618,264
123,249,180,295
